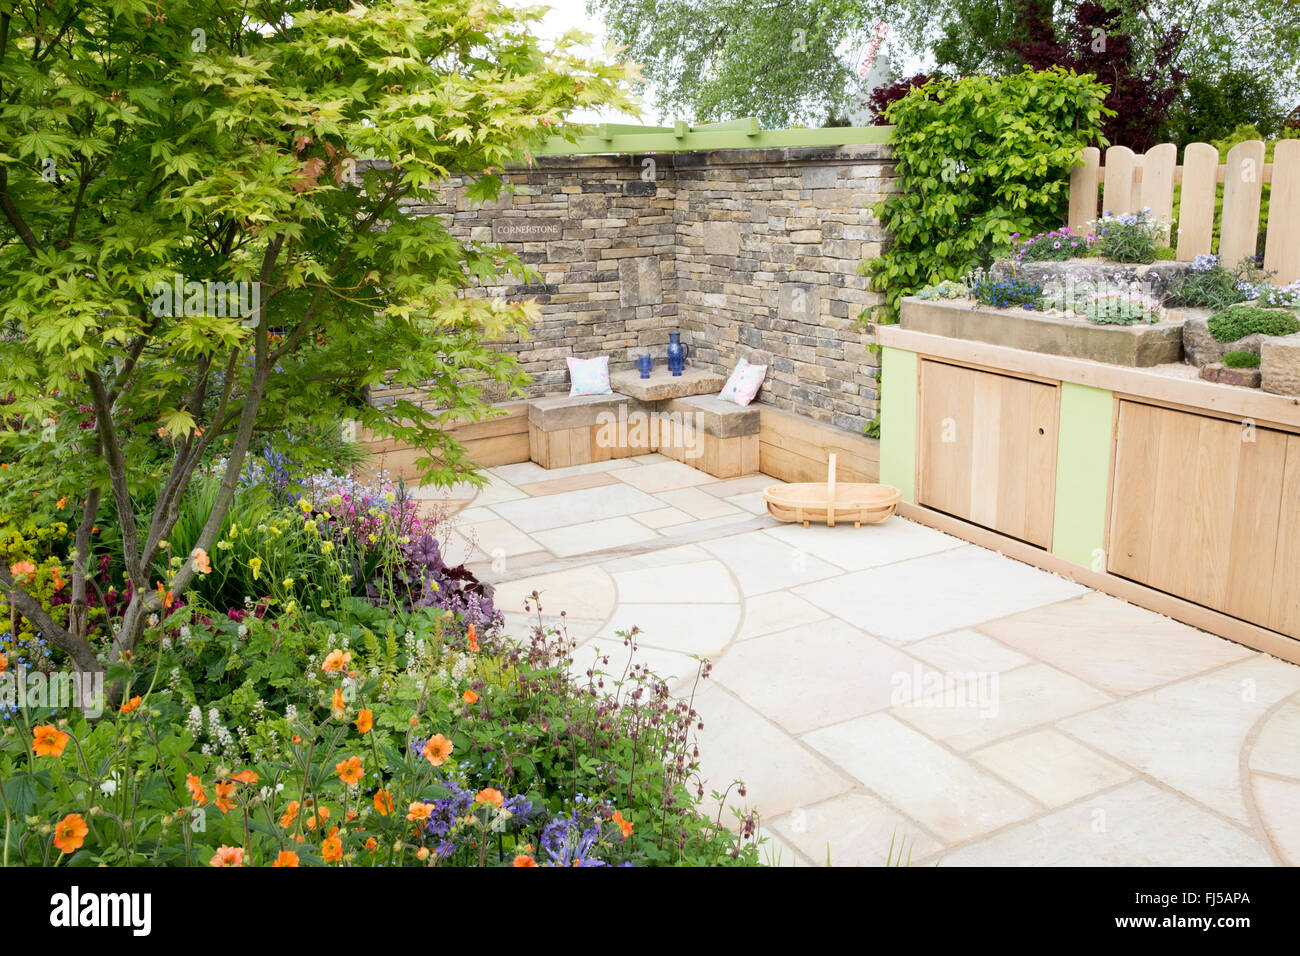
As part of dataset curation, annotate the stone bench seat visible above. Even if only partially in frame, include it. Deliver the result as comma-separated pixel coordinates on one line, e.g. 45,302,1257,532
526,392,650,469
657,394,760,478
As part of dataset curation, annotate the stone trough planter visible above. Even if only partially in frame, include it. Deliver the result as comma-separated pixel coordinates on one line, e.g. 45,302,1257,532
899,296,1184,367
989,258,1196,298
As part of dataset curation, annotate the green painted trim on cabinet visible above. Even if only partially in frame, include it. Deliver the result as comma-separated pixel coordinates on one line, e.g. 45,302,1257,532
1051,382,1114,568
880,347,918,503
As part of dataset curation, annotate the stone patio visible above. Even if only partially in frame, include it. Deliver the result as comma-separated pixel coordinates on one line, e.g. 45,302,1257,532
413,454,1300,867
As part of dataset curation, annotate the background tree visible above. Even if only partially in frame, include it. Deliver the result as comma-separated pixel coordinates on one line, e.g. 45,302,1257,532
0,0,634,690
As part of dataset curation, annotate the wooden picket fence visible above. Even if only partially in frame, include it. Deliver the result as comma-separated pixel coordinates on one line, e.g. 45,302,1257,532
1066,140,1300,284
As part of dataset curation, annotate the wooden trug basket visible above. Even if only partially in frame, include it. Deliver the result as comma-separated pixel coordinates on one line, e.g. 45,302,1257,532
763,454,901,528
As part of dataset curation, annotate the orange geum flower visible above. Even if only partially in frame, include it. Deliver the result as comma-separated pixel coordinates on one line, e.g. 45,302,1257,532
280,801,299,828
186,774,207,806
209,846,245,867
467,622,479,652
305,806,330,831
355,709,373,734
421,734,453,767
214,780,237,814
405,801,434,823
322,828,343,863
191,548,212,574
9,560,35,580
335,755,364,786
331,687,345,714
612,810,634,839
52,813,89,854
0,652,8,676
51,566,66,590
475,788,504,808
462,689,478,704
120,696,142,714
272,850,299,867
364,837,378,853
373,790,394,816
322,649,352,674
32,724,70,758
513,854,537,867
230,769,258,785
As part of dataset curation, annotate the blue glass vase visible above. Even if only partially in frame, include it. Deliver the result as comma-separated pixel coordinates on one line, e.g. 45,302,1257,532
666,332,689,376
636,354,653,378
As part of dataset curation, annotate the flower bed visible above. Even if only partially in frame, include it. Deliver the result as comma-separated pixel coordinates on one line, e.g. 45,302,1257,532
0,463,759,867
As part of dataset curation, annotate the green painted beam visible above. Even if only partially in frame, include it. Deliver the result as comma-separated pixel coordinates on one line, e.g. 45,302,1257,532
538,124,893,155
1051,382,1114,568
879,347,918,503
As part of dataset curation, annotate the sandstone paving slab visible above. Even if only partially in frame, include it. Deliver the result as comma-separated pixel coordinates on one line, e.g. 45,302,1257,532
492,565,617,620
531,516,661,557
600,543,711,573
614,459,717,494
723,491,769,515
693,684,855,824
765,517,965,572
571,642,707,694
970,729,1133,808
490,483,664,532
700,475,782,498
1060,656,1300,825
611,558,740,604
735,591,829,642
699,529,843,596
632,506,694,529
514,471,619,497
936,780,1274,866
803,713,1039,843
438,531,485,567
1247,697,1300,779
489,458,639,485
655,485,745,520
463,472,529,507
766,792,945,867
455,517,546,559
794,545,1087,644
595,602,741,658
891,662,1113,752
656,511,763,539
499,611,603,647
906,628,1032,674
978,592,1253,696
1249,774,1300,865
715,618,947,734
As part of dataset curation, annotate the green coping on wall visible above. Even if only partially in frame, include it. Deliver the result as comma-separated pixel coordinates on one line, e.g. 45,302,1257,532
1051,382,1114,568
879,347,918,503
537,120,894,155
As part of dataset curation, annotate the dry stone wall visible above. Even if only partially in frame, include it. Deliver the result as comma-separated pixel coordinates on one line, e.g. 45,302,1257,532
398,143,896,435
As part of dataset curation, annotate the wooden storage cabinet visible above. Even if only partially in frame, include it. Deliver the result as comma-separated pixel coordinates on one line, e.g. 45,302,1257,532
1108,400,1300,638
917,360,1060,548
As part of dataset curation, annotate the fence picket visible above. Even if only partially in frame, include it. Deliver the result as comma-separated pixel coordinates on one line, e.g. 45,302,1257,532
1068,146,1101,235
1102,146,1137,216
1140,143,1178,244
1175,143,1219,261
1263,139,1300,285
1219,140,1266,269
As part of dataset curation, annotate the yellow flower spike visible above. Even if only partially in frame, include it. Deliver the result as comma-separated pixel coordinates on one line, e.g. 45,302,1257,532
249,557,262,581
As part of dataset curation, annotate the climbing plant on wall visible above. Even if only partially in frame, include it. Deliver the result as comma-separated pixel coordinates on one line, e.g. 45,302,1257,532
865,67,1111,327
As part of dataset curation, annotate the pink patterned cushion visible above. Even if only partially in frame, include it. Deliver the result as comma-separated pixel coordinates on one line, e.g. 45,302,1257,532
566,355,612,397
718,358,767,406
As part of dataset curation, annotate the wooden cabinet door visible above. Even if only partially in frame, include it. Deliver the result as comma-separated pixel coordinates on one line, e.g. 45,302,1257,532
1109,400,1300,637
918,361,1060,548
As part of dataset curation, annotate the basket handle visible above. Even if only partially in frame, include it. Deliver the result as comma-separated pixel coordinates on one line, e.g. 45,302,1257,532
826,453,837,523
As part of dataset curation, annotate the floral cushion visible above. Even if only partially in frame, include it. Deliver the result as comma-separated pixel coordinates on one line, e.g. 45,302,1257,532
718,357,767,407
566,355,612,397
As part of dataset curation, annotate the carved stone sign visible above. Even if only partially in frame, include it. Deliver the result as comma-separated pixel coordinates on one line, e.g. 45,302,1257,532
492,219,564,242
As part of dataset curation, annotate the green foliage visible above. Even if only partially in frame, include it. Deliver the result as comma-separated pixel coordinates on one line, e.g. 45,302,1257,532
1222,350,1261,368
1072,292,1163,326
1167,258,1255,310
866,68,1110,324
913,279,969,300
0,0,636,674
1091,210,1164,264
1165,69,1290,143
1208,305,1300,343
